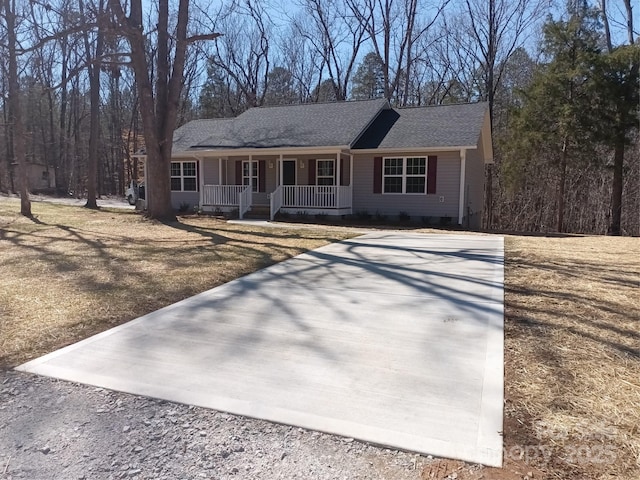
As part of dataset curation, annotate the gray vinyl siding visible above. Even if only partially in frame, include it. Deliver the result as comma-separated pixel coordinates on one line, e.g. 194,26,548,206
464,145,485,229
352,152,460,221
202,157,220,184
171,191,199,210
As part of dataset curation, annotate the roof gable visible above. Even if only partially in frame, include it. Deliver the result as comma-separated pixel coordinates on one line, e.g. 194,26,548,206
352,102,489,150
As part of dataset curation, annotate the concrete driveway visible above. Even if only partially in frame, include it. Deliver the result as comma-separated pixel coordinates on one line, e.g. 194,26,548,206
18,232,504,467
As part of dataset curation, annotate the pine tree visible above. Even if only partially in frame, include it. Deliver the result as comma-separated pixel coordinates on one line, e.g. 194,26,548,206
503,7,601,232
351,53,385,100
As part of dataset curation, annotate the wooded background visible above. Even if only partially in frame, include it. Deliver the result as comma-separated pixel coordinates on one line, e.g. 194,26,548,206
0,0,638,234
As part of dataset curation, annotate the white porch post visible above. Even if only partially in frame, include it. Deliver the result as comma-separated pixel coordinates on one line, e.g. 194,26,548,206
198,156,204,208
349,154,354,213
279,153,283,186
458,149,467,226
218,157,222,185
336,151,341,209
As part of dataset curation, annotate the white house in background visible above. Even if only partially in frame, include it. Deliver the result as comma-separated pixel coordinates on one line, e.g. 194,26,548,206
160,98,492,227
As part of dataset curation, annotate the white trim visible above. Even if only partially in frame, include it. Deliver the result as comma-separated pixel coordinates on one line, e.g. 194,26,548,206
353,146,477,155
242,159,259,193
198,157,204,207
316,158,336,186
178,146,352,157
218,158,222,186
458,149,467,225
349,154,353,206
175,146,474,159
170,159,199,192
336,151,341,186
382,156,427,195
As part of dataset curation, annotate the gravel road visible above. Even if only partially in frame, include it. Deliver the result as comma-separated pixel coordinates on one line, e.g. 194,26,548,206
0,370,432,480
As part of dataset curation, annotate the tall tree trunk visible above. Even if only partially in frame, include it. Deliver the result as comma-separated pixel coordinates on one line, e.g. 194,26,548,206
483,0,496,229
5,0,31,216
608,140,624,235
109,0,218,220
557,140,568,233
58,42,69,193
81,0,104,209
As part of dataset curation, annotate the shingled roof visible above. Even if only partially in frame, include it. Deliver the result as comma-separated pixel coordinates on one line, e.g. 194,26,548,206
172,118,233,154
191,98,388,150
352,102,489,150
172,100,488,154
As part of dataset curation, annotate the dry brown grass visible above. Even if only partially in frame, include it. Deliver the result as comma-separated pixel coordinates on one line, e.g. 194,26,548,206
2,200,638,479
0,200,352,368
504,234,640,479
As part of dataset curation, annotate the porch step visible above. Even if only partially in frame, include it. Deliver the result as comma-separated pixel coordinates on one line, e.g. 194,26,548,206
244,205,270,219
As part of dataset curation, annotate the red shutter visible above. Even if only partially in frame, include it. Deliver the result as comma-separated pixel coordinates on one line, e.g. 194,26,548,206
427,156,437,194
308,159,316,185
235,160,242,185
373,157,382,194
259,160,266,192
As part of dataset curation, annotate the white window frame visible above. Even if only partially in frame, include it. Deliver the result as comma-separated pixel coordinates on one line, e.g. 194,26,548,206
316,159,336,186
171,160,198,192
242,160,259,193
382,156,427,194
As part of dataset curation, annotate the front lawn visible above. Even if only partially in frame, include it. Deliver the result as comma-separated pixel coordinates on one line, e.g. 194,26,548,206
0,200,352,368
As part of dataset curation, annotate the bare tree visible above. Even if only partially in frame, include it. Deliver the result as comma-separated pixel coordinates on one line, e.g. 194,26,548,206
208,0,271,109
79,0,106,208
351,0,449,105
278,26,324,103
451,0,548,228
109,0,220,219
292,0,370,101
3,0,31,216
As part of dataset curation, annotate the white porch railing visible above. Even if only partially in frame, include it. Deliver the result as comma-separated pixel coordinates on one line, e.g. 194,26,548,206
270,185,283,220
281,185,351,209
202,185,246,206
238,185,252,219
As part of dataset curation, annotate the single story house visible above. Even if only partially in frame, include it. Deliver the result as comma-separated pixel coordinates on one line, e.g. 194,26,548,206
166,98,492,228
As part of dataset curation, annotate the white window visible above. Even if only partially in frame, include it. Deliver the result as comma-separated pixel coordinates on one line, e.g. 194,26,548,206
383,157,426,194
171,161,198,191
316,159,335,186
243,161,259,192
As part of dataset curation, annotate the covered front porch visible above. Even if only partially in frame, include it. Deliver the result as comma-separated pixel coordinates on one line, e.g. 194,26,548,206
196,151,353,219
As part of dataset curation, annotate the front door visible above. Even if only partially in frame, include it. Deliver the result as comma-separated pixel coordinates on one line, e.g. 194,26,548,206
282,160,296,206
282,160,296,185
